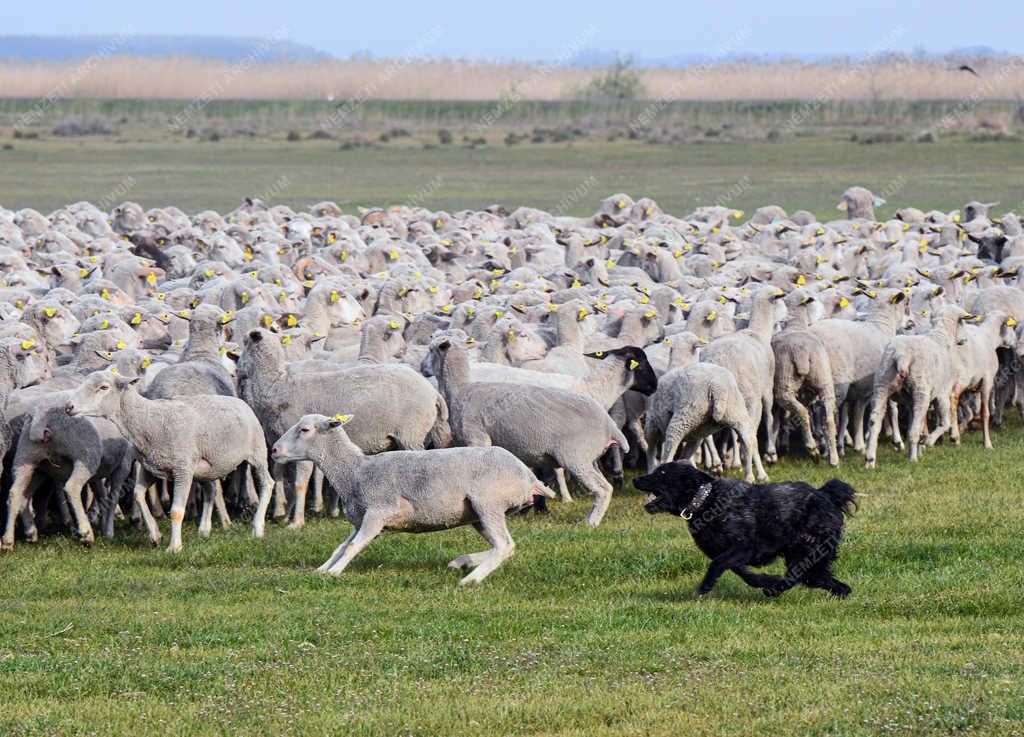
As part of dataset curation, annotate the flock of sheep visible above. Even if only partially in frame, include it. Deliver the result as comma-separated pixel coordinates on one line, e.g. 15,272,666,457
1,186,1021,580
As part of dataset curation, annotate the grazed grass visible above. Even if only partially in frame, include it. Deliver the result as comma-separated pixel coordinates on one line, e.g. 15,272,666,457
1,424,1022,736
0,134,1022,217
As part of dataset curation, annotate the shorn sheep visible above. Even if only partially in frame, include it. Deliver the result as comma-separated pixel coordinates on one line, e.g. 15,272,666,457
271,413,552,584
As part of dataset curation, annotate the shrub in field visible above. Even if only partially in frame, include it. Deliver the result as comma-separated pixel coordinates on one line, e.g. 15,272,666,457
52,116,117,136
573,55,646,101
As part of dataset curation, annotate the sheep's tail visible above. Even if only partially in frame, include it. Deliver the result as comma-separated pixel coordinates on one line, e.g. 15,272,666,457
609,422,630,454
426,393,452,449
820,478,858,517
894,351,912,380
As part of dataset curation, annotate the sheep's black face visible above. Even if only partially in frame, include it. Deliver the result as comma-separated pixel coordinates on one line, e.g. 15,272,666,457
622,347,658,396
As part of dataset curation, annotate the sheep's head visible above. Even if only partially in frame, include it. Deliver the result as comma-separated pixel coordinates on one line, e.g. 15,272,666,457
65,370,136,418
271,413,352,464
837,187,884,221
585,345,658,396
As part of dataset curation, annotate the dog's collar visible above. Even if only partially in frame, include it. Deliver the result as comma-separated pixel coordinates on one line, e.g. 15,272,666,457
681,482,713,520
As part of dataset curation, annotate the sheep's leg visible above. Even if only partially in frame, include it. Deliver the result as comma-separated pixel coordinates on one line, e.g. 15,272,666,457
751,445,769,483
167,468,196,553
271,464,288,520
925,394,952,448
311,468,325,514
250,458,275,539
761,395,778,464
778,390,818,461
448,521,498,569
888,401,904,450
565,461,613,527
325,480,340,518
131,465,162,546
821,393,840,467
704,437,723,475
659,416,693,467
837,402,849,457
643,421,661,474
605,446,624,490
554,468,572,503
317,528,358,572
212,480,231,530
62,462,96,546
1,463,36,551
906,389,930,462
197,482,215,538
851,400,867,452
981,381,993,449
148,481,164,518
458,513,515,586
288,461,314,530
324,515,386,577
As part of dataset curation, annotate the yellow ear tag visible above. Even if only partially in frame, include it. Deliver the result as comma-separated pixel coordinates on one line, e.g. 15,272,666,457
156,293,165,301
20,339,35,350
44,307,57,318
101,319,109,329
733,210,743,219
494,310,504,318
507,331,516,342
953,213,961,223
116,340,126,350
331,413,352,422
839,296,850,308
109,367,118,375
548,303,559,312
328,233,336,244
617,200,626,208
100,289,110,299
241,292,249,304
1008,317,1018,327
577,308,588,320
80,268,90,278
428,285,438,294
473,287,483,299
140,357,151,369
718,295,727,304
330,290,340,303
388,321,401,329
15,300,23,309
287,314,298,327
796,274,806,285
281,334,292,345
263,315,273,327
644,310,656,319
389,250,399,260
572,279,582,288
628,359,639,371
131,313,141,325
606,259,615,269
706,310,717,321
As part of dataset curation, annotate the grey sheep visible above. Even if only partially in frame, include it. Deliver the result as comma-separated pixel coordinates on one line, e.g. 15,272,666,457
429,335,629,526
65,370,275,551
271,413,553,584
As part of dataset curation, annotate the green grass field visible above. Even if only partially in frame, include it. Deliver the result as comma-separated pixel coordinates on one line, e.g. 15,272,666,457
2,431,1022,736
1,129,1023,736
1,133,1022,218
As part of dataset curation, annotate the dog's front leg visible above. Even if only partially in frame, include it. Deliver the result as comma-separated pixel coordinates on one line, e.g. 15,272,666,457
732,566,784,590
698,549,749,595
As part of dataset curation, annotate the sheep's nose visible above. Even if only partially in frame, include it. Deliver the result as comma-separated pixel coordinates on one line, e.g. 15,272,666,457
41,428,52,444
64,403,75,415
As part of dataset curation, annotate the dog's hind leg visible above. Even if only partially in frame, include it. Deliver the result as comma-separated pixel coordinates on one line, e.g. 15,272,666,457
802,560,852,598
732,566,784,590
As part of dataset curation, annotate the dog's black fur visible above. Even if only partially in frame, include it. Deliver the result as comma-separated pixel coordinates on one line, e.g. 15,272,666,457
635,462,856,598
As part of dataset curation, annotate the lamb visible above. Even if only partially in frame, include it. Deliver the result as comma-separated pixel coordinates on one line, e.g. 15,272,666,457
65,371,275,551
238,328,448,528
949,311,1018,448
144,305,236,399
700,286,788,478
271,414,552,584
429,334,629,526
643,335,760,482
808,288,912,454
837,187,886,221
864,306,968,467
2,391,135,550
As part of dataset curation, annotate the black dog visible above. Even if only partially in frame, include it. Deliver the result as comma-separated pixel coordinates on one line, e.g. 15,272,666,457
635,462,855,598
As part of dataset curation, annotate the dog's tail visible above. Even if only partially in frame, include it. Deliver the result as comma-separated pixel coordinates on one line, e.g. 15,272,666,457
820,478,858,516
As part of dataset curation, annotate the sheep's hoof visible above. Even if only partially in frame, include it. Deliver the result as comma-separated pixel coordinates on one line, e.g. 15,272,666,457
79,533,95,548
447,556,471,571
864,459,876,470
24,529,38,544
151,535,162,548
0,540,13,553
611,475,624,491
166,544,182,553
286,520,305,531
764,452,779,464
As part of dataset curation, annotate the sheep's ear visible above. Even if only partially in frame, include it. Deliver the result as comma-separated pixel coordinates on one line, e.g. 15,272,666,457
436,339,451,352
248,330,263,343
584,350,607,359
890,291,907,304
327,413,352,428
94,350,113,361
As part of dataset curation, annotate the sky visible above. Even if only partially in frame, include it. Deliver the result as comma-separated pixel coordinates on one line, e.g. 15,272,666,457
0,0,1018,60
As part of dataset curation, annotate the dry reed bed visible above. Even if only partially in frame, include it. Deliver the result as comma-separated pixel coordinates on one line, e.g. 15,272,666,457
1,55,1023,101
